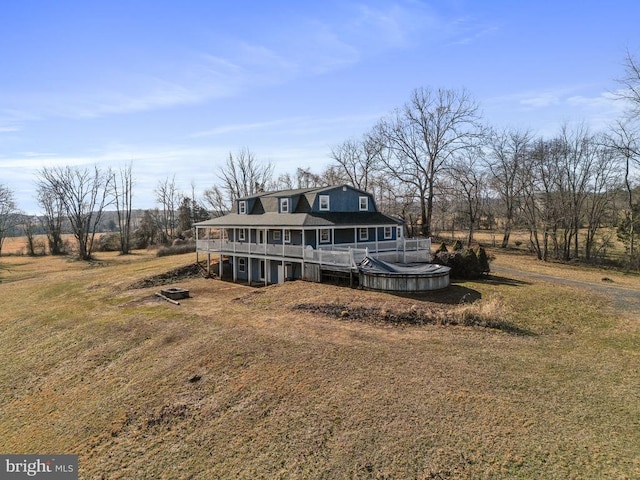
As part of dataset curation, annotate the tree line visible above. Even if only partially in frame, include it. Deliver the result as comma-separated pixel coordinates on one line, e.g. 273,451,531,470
1,53,639,267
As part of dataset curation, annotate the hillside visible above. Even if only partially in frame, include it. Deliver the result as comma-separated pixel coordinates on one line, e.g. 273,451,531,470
0,250,638,479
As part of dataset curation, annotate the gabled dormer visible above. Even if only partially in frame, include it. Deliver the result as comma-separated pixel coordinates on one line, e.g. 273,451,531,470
236,194,265,215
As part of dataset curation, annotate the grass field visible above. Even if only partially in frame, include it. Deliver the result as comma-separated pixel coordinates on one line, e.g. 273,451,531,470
0,246,639,479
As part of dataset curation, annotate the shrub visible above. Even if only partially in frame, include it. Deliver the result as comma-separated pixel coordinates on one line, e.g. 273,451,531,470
476,246,491,275
452,240,463,251
435,242,448,254
156,241,196,257
96,233,121,252
461,248,481,278
433,248,482,279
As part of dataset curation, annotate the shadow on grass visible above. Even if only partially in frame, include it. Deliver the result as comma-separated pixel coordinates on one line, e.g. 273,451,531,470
481,274,532,287
392,285,482,305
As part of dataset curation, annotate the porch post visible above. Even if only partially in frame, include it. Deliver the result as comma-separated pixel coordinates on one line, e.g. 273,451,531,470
375,225,379,253
354,227,358,248
301,229,306,274
265,260,269,286
233,255,237,282
248,256,252,286
219,254,223,278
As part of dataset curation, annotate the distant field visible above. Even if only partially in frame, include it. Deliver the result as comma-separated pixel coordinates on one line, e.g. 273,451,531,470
0,249,638,478
435,228,629,263
1,233,108,256
2,234,73,255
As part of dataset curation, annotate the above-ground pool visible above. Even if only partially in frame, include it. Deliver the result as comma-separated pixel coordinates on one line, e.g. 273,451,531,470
358,256,450,292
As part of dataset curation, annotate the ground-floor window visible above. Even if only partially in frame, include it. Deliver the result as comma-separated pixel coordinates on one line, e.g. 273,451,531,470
284,229,291,243
359,227,369,241
320,228,330,243
238,258,246,272
384,226,392,239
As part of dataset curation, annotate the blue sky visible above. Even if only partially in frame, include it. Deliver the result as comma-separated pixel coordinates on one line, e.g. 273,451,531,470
1,0,638,213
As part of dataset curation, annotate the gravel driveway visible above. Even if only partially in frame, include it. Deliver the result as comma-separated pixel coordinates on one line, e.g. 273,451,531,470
491,265,640,316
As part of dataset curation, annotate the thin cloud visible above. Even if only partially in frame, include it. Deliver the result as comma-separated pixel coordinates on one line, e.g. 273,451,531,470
191,118,305,138
191,113,383,140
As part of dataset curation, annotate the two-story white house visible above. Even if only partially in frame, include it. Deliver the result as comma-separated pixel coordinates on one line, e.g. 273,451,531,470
195,185,431,285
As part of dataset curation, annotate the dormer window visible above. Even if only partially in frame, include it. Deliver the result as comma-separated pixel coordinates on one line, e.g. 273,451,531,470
319,195,330,211
359,196,369,211
280,198,289,213
239,201,247,214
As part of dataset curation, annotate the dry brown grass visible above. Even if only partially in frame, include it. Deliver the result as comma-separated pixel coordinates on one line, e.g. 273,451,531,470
0,249,638,479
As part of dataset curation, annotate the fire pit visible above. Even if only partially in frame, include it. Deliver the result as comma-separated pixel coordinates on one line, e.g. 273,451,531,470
160,287,190,300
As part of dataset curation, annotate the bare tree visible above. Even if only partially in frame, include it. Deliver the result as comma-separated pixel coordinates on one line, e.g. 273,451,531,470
617,50,640,117
584,140,620,260
155,175,180,242
330,134,381,191
605,120,640,261
375,87,484,237
449,152,487,246
202,185,229,218
295,167,324,189
486,128,533,248
112,163,134,254
36,184,66,255
557,124,598,259
219,148,273,202
38,165,113,260
0,184,19,256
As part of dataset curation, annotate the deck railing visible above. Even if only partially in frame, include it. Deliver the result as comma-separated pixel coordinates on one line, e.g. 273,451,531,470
196,237,431,268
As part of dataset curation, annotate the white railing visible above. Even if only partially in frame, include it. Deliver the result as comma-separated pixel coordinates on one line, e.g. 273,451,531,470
197,237,431,268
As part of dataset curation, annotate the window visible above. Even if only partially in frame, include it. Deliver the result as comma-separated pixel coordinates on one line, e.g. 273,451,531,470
319,229,330,243
319,195,330,211
238,258,246,273
397,226,403,238
359,228,369,241
359,196,369,211
284,229,291,243
238,228,246,241
239,201,247,214
384,226,393,239
273,230,281,241
280,198,289,213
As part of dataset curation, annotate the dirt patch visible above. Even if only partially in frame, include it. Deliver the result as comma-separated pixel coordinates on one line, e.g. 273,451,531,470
292,302,531,335
128,263,205,289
